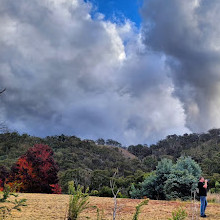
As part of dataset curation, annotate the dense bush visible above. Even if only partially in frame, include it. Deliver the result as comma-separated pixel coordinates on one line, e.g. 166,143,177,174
210,181,220,193
130,157,201,200
168,207,187,220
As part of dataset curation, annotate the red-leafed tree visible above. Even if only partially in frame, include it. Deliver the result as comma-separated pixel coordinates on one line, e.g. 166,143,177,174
8,144,61,193
50,183,62,194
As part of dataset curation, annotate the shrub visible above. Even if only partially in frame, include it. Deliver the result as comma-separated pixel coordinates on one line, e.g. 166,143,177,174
0,184,27,219
210,181,220,193
67,181,90,220
99,186,113,197
168,207,187,220
90,190,99,196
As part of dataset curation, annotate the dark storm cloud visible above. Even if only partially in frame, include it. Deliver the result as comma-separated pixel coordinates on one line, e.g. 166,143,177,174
141,0,220,132
0,0,188,145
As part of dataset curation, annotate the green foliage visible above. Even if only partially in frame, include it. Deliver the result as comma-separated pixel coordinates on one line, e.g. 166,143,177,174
0,133,148,197
90,170,111,191
1,131,220,199
130,157,201,200
164,157,201,200
90,190,99,196
0,185,27,219
130,159,173,200
129,184,142,199
164,169,197,200
67,181,90,220
60,169,91,194
206,173,220,189
132,199,149,220
175,156,201,179
143,156,158,171
144,159,173,200
210,181,220,193
98,186,113,197
128,144,151,159
168,207,187,220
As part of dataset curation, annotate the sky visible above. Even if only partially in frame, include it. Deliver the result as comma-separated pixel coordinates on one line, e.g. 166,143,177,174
87,0,143,26
0,0,220,146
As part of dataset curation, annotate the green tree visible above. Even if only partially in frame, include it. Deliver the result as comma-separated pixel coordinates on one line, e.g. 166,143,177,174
175,156,201,178
164,157,201,200
130,159,173,200
96,138,105,145
164,169,198,200
130,157,201,200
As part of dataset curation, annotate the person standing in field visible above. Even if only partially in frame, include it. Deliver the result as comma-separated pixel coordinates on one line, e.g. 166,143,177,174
198,177,208,218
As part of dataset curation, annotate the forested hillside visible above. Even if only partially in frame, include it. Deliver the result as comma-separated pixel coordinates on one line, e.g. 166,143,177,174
0,133,146,195
0,129,220,196
128,129,220,176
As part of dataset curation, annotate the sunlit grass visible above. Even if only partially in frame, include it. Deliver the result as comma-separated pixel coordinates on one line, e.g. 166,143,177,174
207,192,220,203
10,193,220,220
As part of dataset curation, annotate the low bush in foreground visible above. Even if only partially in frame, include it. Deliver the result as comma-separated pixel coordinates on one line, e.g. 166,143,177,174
67,181,90,220
0,185,27,219
168,207,187,220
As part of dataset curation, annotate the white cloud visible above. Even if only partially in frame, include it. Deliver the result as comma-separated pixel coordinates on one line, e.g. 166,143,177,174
0,0,189,145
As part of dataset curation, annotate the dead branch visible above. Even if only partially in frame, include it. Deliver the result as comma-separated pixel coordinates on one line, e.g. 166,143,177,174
110,168,120,220
0,88,6,94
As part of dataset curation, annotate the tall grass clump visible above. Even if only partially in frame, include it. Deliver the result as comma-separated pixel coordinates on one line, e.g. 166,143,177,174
67,181,90,220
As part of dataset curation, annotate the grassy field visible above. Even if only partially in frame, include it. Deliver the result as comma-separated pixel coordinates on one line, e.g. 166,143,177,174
9,193,220,220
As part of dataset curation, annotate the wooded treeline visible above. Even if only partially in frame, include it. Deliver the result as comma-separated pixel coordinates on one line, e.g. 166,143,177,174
0,129,220,197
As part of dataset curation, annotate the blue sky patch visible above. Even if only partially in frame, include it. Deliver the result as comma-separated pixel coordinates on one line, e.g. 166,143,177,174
87,0,143,27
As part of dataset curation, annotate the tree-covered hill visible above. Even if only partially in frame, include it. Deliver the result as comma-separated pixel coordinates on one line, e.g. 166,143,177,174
0,132,143,173
128,129,220,176
0,132,145,195
1,129,220,195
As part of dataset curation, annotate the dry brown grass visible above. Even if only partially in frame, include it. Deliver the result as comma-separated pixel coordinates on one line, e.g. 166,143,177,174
100,145,137,160
9,194,220,220
207,192,220,203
